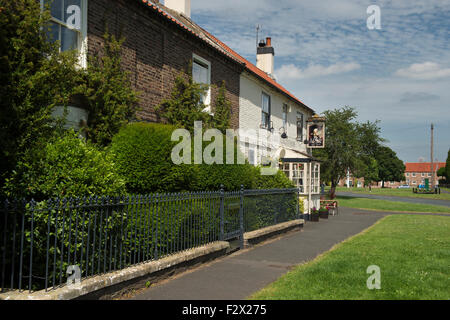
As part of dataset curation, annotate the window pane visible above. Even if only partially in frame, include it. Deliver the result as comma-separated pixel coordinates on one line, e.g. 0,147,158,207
193,61,208,84
262,94,270,113
46,0,63,21
45,21,60,44
64,0,82,23
61,26,78,51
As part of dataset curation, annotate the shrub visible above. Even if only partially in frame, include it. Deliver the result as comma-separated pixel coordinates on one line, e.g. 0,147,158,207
251,167,295,189
3,130,126,200
110,122,199,193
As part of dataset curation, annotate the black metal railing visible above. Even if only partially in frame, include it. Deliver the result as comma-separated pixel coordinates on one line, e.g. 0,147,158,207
0,187,301,293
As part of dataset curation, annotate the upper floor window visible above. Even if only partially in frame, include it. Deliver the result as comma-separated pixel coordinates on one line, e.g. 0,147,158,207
296,112,304,141
42,0,87,67
192,54,211,111
412,173,416,177
282,104,288,129
405,173,409,177
43,0,85,51
261,92,271,130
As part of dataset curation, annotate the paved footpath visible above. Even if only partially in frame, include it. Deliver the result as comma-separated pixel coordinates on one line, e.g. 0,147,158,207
130,207,393,300
337,191,450,208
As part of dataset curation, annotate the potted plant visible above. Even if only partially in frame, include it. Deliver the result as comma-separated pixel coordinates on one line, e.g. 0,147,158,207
310,207,320,222
319,206,329,219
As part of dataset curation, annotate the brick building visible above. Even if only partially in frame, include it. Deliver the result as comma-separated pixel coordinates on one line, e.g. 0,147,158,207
45,0,245,127
44,0,321,212
339,162,446,188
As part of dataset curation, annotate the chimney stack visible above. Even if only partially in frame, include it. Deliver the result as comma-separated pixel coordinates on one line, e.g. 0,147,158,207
164,0,191,18
257,37,275,78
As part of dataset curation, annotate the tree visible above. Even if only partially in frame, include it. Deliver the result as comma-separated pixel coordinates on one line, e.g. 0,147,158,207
73,32,140,146
212,81,231,133
363,157,379,189
446,149,450,181
354,120,385,187
0,0,81,186
155,68,212,132
313,107,362,199
375,145,405,187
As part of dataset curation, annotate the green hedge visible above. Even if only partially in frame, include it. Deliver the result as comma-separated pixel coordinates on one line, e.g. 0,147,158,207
2,130,126,201
111,123,292,194
110,122,199,193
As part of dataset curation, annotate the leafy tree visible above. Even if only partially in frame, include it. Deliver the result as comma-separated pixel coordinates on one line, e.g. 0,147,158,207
446,149,450,181
375,145,405,187
437,167,446,180
155,68,211,132
354,120,385,186
73,33,140,146
0,0,81,186
313,107,363,198
363,157,379,188
212,81,231,133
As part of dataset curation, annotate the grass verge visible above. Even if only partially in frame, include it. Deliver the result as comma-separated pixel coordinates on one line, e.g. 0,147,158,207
249,214,450,299
333,186,450,201
336,196,450,214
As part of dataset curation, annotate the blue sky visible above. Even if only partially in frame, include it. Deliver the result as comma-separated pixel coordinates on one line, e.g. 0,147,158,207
185,0,450,163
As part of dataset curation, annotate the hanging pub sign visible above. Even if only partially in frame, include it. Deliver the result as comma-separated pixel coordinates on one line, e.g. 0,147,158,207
306,115,326,148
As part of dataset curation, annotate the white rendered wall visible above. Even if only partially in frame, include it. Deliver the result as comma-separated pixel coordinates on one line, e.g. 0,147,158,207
238,72,312,162
164,0,191,17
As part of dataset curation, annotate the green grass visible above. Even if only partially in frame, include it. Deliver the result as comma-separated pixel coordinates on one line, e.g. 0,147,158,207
336,196,450,214
249,215,450,300
333,186,450,201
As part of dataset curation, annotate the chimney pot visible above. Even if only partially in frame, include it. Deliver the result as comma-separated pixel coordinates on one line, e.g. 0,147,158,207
266,37,272,47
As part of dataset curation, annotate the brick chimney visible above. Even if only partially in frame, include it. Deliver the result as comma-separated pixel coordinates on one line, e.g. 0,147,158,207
164,0,191,18
257,37,275,78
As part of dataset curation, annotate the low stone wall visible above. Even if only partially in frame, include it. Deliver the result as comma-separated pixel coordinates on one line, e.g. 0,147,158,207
244,219,304,246
0,241,229,301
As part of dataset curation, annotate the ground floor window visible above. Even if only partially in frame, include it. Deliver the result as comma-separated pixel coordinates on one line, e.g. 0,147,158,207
279,162,319,194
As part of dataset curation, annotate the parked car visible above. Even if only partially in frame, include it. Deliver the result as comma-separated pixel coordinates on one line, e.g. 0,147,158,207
397,184,410,189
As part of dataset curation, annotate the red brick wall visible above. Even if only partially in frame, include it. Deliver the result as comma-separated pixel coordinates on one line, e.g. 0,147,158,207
87,0,243,128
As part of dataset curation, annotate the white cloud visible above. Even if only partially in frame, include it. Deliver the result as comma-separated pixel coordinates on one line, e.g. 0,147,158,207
395,62,450,80
275,62,360,80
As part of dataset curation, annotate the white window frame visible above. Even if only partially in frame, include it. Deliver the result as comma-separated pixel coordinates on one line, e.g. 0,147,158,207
41,0,88,68
282,104,288,130
405,173,409,177
296,112,304,142
192,53,211,113
261,92,271,130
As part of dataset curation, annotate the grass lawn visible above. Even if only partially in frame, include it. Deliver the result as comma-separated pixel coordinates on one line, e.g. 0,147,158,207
333,186,450,201
336,196,450,214
249,215,450,300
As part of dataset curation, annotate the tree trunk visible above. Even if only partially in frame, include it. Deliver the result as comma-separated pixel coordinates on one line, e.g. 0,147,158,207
330,181,337,199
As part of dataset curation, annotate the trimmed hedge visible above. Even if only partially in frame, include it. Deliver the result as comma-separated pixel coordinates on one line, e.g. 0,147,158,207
111,122,295,194
110,122,199,193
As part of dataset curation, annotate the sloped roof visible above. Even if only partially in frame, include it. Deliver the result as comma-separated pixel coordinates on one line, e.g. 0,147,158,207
137,0,315,114
405,162,445,172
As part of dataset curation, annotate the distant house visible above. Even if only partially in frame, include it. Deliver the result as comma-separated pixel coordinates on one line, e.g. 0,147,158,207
339,162,446,188
42,0,321,212
403,162,445,187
